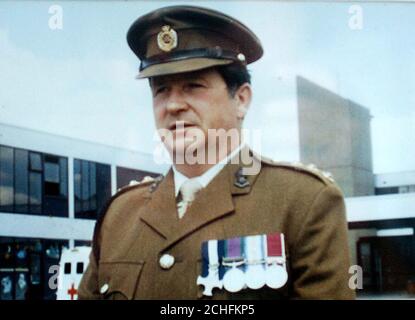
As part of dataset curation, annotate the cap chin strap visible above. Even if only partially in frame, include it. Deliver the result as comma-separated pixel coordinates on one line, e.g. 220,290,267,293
139,47,245,71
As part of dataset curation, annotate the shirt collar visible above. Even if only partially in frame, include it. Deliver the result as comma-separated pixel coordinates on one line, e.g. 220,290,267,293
172,144,244,197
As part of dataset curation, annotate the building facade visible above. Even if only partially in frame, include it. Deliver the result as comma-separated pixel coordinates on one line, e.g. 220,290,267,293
297,76,374,197
0,123,166,300
297,76,415,295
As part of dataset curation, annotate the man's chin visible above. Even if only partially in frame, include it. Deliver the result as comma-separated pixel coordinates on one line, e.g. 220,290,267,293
165,139,207,164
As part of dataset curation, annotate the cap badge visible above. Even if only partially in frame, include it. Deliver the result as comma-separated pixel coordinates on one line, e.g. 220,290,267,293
157,25,178,52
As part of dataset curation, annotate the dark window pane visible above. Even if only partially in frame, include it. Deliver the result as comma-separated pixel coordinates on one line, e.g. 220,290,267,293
0,243,14,268
44,156,68,217
0,273,14,300
81,161,90,212
76,262,84,274
59,158,68,197
74,159,81,214
89,162,96,212
29,172,42,214
45,244,60,259
375,187,399,195
29,153,42,172
75,160,111,220
0,146,14,212
44,182,60,196
64,262,71,275
15,272,29,300
44,155,58,163
44,157,60,197
74,240,91,247
96,163,111,219
14,149,29,213
15,245,28,268
30,253,41,285
44,162,59,184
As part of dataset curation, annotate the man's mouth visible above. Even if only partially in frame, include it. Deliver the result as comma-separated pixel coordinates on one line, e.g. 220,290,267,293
169,122,196,131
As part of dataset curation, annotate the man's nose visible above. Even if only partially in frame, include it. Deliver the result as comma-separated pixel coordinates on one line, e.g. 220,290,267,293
165,88,188,113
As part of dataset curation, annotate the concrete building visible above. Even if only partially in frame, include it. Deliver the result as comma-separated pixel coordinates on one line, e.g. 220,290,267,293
346,174,415,293
297,76,415,294
297,76,374,197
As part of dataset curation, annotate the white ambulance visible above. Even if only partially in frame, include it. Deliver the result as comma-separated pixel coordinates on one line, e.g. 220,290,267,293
57,246,91,300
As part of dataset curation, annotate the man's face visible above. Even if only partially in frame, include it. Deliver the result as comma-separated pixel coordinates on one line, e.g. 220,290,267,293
150,68,245,161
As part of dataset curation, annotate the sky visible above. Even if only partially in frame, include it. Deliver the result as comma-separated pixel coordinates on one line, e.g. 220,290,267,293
0,0,414,174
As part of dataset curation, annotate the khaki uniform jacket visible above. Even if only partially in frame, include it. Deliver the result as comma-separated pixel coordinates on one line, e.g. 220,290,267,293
78,151,355,300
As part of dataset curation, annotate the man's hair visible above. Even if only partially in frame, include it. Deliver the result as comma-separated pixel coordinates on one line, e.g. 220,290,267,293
216,63,251,97
148,63,251,96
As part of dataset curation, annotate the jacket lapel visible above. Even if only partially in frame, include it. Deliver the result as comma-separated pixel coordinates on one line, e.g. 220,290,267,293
161,163,235,250
139,146,262,252
161,147,262,251
139,169,177,239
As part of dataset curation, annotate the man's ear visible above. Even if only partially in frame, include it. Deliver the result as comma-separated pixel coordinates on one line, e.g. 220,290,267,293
234,83,252,120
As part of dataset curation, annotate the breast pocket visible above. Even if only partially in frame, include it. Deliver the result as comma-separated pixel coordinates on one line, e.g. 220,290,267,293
98,261,145,300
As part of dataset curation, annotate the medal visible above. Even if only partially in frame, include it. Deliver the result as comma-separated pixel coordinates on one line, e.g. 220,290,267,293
197,240,223,296
244,235,266,289
222,237,246,293
265,263,288,289
265,233,288,289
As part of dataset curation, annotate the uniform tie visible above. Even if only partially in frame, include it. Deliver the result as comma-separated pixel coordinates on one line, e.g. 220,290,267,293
177,178,203,219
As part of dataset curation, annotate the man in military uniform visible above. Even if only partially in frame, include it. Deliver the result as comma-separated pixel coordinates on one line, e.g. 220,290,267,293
78,5,355,300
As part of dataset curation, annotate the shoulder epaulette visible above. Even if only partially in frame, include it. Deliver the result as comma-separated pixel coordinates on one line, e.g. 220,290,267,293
252,152,335,185
116,175,156,194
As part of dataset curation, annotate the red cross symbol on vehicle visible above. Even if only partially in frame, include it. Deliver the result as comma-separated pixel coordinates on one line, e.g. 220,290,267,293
67,283,78,300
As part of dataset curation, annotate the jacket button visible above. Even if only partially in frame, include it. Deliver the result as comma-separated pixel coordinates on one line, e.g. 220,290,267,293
100,283,109,294
159,254,175,269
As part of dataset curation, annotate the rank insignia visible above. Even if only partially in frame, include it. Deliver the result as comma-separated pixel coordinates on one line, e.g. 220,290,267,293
157,25,178,52
197,233,288,296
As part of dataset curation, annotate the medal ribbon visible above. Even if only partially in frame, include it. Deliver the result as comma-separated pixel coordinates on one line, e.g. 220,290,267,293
201,241,209,277
245,235,265,263
266,233,284,257
226,237,243,259
217,240,226,279
201,240,221,277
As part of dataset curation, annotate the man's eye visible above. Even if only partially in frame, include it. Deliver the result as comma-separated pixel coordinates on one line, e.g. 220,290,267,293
154,86,167,95
185,83,204,90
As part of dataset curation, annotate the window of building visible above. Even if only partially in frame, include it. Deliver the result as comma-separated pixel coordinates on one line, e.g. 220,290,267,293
399,185,415,194
14,150,29,213
0,145,68,217
29,171,42,214
0,237,68,300
74,159,111,220
44,156,60,196
376,185,415,195
375,187,399,195
0,146,14,212
59,158,68,198
29,153,42,172
74,240,91,247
